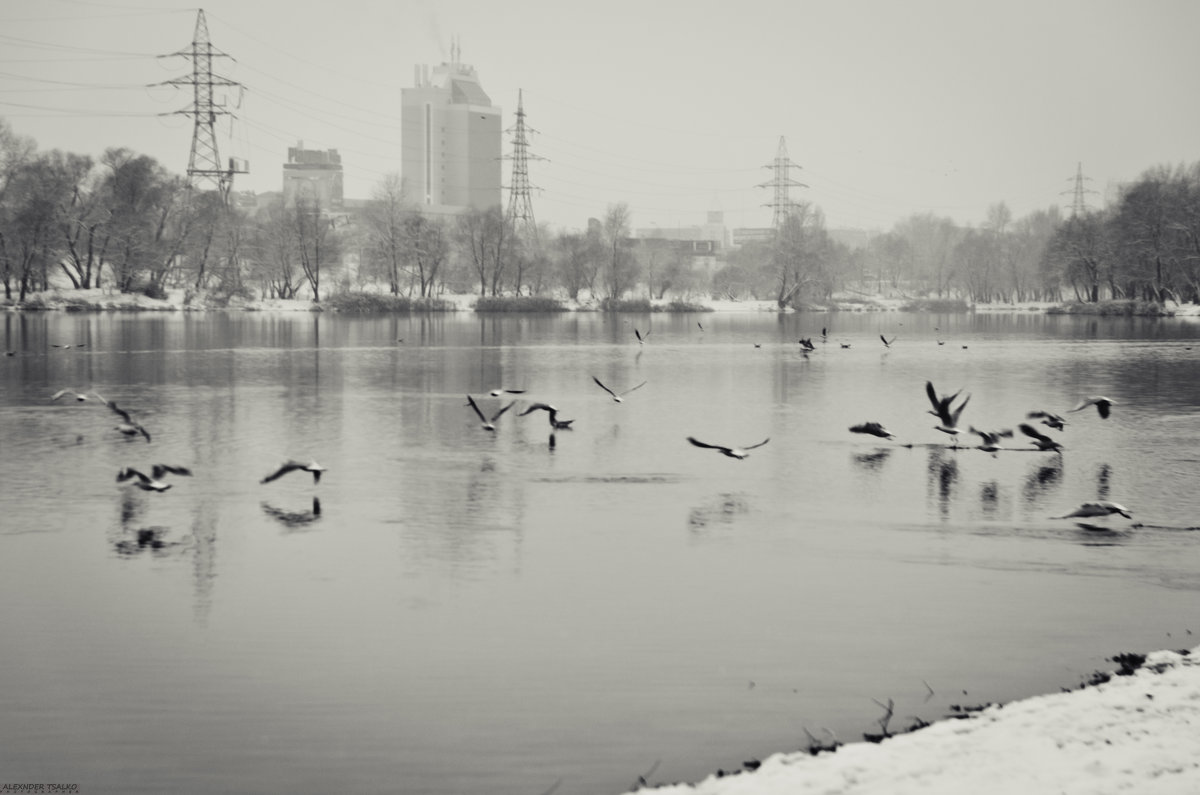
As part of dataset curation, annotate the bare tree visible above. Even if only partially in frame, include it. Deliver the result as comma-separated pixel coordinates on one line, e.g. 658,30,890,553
403,211,449,297
362,173,408,294
601,202,637,300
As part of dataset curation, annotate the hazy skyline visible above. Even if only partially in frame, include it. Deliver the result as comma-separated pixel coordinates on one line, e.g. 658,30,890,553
1,0,1197,233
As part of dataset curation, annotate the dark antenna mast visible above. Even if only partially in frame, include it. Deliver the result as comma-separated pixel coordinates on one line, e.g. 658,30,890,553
504,89,544,242
157,9,247,202
758,136,807,229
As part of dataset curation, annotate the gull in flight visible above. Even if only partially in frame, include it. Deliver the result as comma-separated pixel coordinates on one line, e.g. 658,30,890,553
592,376,646,403
466,394,516,431
880,334,897,349
849,422,895,439
635,328,649,344
1053,501,1132,520
1070,396,1117,419
925,381,971,444
488,388,526,397
260,460,327,484
94,393,151,442
686,436,770,460
519,402,574,430
1019,423,1064,453
116,465,191,492
1027,410,1067,431
51,389,93,402
969,427,1013,452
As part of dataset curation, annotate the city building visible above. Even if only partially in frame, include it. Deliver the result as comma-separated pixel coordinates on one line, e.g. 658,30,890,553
281,143,344,212
401,42,502,215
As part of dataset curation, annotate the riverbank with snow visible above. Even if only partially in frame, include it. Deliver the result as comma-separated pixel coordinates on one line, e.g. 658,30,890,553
9,286,1200,317
626,645,1200,795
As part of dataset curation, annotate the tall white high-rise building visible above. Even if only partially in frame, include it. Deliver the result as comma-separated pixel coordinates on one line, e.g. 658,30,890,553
401,43,502,213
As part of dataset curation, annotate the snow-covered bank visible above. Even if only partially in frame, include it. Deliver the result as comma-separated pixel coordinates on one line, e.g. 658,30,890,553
626,646,1200,795
10,286,1200,317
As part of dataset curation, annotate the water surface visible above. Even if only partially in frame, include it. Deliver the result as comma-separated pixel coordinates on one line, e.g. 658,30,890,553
2,309,1199,794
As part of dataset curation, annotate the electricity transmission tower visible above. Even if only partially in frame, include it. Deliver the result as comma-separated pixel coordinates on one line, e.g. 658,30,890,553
158,9,246,202
758,136,807,229
504,89,543,242
1063,161,1096,217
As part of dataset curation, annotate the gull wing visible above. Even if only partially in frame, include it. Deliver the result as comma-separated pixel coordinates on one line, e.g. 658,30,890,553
742,438,770,451
491,401,517,422
117,467,150,485
1018,423,1052,445
261,460,305,484
948,393,971,425
925,381,942,414
686,437,732,454
620,381,647,397
465,395,488,423
592,376,617,398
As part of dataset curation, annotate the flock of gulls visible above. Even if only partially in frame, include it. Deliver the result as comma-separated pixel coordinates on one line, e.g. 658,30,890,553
453,324,1134,531
48,386,326,528
44,322,1133,532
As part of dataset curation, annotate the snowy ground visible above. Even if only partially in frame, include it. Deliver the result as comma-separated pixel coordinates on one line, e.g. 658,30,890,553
15,284,1200,317
622,646,1200,795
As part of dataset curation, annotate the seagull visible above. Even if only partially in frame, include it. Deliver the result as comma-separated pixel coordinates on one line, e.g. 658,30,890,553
969,427,1013,452
880,334,897,349
1069,396,1117,419
634,328,649,344
51,342,86,349
116,467,178,492
849,422,895,439
821,327,828,342
466,394,516,430
592,376,646,403
840,343,851,349
697,321,704,331
687,436,770,460
93,394,151,442
1027,410,1067,431
488,388,526,397
1053,501,1132,520
51,389,92,402
798,338,816,352
260,460,327,484
1019,423,1063,452
518,402,574,429
926,381,971,443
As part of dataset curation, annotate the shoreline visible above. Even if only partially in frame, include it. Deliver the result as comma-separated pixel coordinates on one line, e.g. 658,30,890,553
627,644,1200,794
5,287,1200,317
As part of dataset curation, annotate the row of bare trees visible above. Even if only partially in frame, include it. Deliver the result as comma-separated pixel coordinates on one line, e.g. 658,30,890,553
5,116,1197,307
1043,163,1200,303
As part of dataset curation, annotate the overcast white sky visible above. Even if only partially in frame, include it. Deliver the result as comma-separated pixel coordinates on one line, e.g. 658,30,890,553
1,0,1197,233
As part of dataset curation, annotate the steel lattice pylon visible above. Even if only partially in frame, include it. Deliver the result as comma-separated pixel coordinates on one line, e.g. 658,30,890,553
504,89,543,242
159,10,245,202
1063,161,1096,217
758,136,807,229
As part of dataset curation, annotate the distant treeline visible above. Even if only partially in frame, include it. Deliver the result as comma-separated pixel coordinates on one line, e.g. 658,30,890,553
2,117,1196,308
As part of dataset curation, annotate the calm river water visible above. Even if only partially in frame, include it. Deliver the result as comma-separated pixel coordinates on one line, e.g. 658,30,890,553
2,308,1199,795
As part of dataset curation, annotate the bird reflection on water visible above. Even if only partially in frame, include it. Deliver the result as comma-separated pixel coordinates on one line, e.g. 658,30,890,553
851,448,892,470
261,497,323,530
926,448,959,518
113,526,170,556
